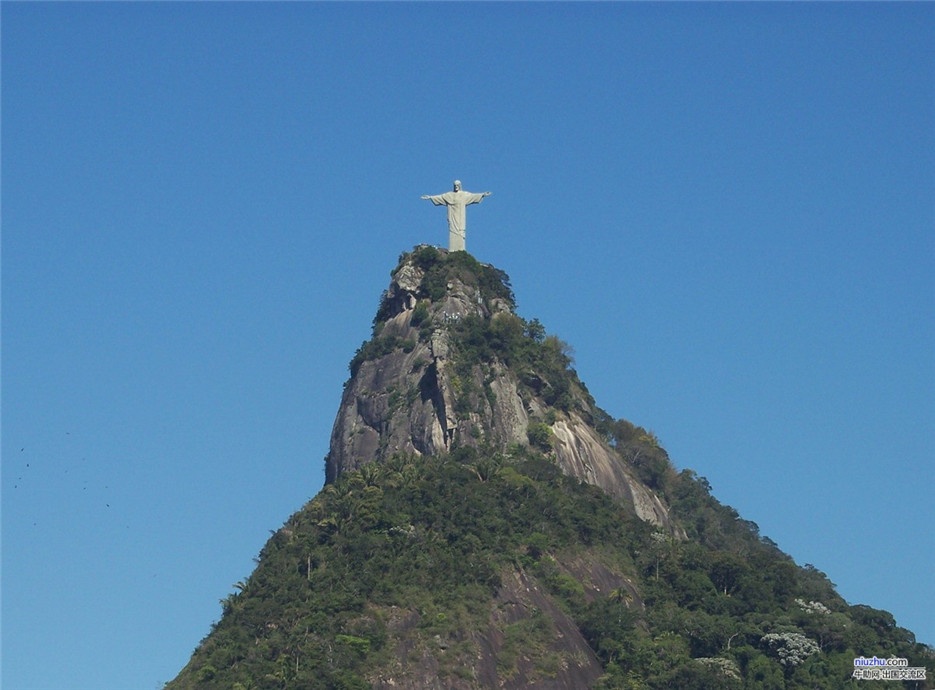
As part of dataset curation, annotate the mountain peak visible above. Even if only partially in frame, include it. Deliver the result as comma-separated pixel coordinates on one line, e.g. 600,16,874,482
372,246,516,329
327,246,672,528
166,246,933,690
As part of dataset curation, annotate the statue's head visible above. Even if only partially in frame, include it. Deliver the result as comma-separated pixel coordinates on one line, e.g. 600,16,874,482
453,180,462,192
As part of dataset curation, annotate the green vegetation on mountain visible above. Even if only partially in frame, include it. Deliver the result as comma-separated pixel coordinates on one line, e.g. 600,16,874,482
167,449,930,689
372,246,515,330
168,248,932,688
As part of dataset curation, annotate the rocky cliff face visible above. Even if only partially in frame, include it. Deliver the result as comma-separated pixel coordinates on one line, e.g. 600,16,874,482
326,246,673,528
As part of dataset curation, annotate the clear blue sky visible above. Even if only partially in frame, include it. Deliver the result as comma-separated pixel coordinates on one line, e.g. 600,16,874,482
3,3,932,688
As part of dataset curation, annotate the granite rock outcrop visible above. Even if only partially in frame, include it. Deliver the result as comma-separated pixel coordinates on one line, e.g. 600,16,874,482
326,246,674,528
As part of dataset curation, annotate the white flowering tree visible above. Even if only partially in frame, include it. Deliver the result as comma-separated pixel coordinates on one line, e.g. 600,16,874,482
761,631,820,668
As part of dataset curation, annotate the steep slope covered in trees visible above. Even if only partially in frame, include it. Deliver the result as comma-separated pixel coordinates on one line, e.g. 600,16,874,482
167,248,932,689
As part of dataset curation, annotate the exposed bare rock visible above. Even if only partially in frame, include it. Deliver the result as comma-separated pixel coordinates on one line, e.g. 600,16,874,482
326,247,678,530
550,415,671,527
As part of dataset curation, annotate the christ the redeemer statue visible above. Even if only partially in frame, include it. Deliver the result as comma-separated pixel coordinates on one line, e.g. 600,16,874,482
421,180,491,252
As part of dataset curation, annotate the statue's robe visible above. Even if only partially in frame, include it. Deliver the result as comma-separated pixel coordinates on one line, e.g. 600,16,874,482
424,190,487,251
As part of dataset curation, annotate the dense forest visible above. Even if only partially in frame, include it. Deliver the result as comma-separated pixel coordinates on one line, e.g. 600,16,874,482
167,448,932,689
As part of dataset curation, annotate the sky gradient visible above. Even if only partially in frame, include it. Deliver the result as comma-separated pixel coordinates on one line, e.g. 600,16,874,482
3,3,933,688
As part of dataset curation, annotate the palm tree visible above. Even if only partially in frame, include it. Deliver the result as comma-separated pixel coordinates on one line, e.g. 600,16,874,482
609,587,633,607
